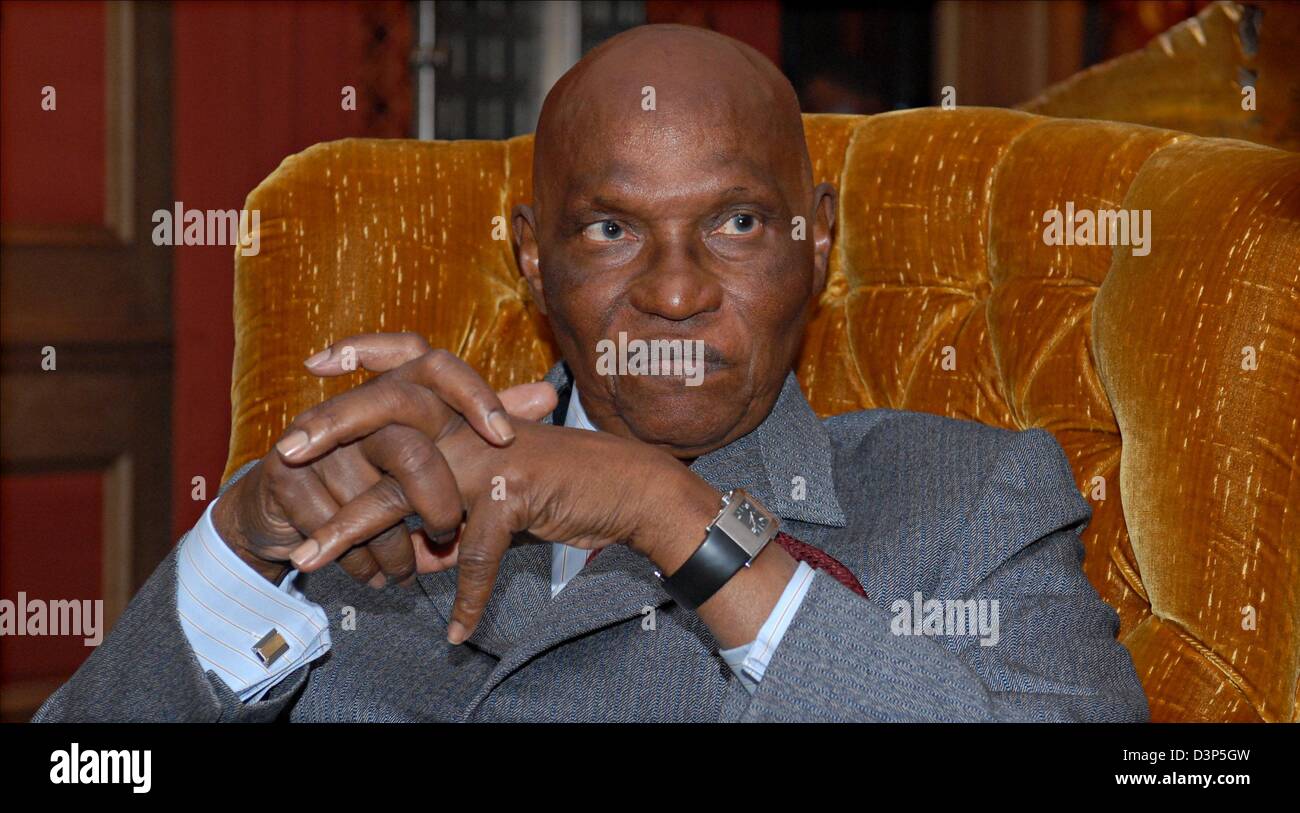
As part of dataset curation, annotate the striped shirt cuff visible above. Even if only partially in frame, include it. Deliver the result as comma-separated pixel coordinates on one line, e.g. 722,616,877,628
175,498,331,703
718,561,817,694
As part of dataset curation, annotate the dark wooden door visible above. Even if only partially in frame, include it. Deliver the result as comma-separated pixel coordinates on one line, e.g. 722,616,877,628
0,1,173,720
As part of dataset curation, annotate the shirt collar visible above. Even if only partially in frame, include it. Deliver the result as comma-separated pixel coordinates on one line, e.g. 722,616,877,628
544,362,846,528
563,382,599,432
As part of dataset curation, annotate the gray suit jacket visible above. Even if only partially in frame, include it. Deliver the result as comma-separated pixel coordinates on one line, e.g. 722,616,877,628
33,364,1149,722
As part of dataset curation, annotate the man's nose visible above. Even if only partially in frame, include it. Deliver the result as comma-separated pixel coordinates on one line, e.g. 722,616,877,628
626,240,724,322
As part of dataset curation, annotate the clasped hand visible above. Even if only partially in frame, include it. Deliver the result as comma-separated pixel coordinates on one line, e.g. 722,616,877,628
212,333,716,644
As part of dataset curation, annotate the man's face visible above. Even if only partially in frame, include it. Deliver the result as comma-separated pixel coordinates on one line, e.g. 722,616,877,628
514,31,835,459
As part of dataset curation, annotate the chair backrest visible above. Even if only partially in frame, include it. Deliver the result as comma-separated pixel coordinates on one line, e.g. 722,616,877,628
226,108,1300,722
1021,1,1300,151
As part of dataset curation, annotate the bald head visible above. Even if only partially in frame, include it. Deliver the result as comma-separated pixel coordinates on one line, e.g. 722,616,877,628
511,24,836,459
533,25,812,221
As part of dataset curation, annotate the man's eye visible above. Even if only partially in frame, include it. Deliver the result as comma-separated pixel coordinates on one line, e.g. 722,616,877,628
583,220,625,241
717,213,760,236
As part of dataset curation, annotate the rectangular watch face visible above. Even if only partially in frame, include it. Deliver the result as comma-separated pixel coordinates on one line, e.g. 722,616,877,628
734,501,770,536
718,493,778,558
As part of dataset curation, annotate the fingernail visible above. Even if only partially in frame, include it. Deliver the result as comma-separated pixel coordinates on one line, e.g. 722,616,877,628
487,410,514,444
447,621,468,645
367,572,387,589
276,430,309,457
303,348,332,368
290,538,320,569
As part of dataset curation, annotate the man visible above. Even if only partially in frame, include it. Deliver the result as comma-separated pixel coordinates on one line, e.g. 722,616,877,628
34,24,1148,722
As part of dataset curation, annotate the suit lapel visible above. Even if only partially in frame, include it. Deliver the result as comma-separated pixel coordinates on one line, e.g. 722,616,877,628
487,541,672,671
417,543,551,658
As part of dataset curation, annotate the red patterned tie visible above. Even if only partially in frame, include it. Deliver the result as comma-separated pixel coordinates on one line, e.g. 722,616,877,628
586,532,867,599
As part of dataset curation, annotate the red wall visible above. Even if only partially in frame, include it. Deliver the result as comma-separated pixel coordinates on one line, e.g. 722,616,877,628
0,473,103,684
0,0,106,224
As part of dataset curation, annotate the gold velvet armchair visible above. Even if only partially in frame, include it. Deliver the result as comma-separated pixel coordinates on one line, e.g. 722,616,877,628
223,107,1300,723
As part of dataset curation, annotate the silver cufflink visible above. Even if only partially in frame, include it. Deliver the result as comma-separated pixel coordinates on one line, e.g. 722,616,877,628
253,629,289,667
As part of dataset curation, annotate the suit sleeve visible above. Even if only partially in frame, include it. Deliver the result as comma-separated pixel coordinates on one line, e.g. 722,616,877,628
716,429,1151,722
31,462,311,722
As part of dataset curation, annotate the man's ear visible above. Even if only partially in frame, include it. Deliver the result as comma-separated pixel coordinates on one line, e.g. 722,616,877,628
512,203,547,316
810,182,837,298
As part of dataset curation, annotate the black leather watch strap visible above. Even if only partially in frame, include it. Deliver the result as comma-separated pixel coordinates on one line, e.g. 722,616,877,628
658,523,752,610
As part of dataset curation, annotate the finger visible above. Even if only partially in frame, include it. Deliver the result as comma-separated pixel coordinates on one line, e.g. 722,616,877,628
277,376,456,465
355,425,459,589
393,350,515,445
310,446,388,586
338,545,385,587
277,354,513,465
498,382,558,423
363,524,418,589
271,460,385,586
304,332,430,376
412,528,460,574
447,500,516,645
256,452,377,580
281,379,551,470
360,425,465,540
262,451,339,534
290,476,410,572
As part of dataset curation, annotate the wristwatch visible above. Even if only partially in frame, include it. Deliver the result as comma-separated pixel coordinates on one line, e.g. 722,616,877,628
654,488,780,610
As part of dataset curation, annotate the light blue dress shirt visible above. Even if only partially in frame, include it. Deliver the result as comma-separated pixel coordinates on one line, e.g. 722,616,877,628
176,384,814,702
176,504,330,703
